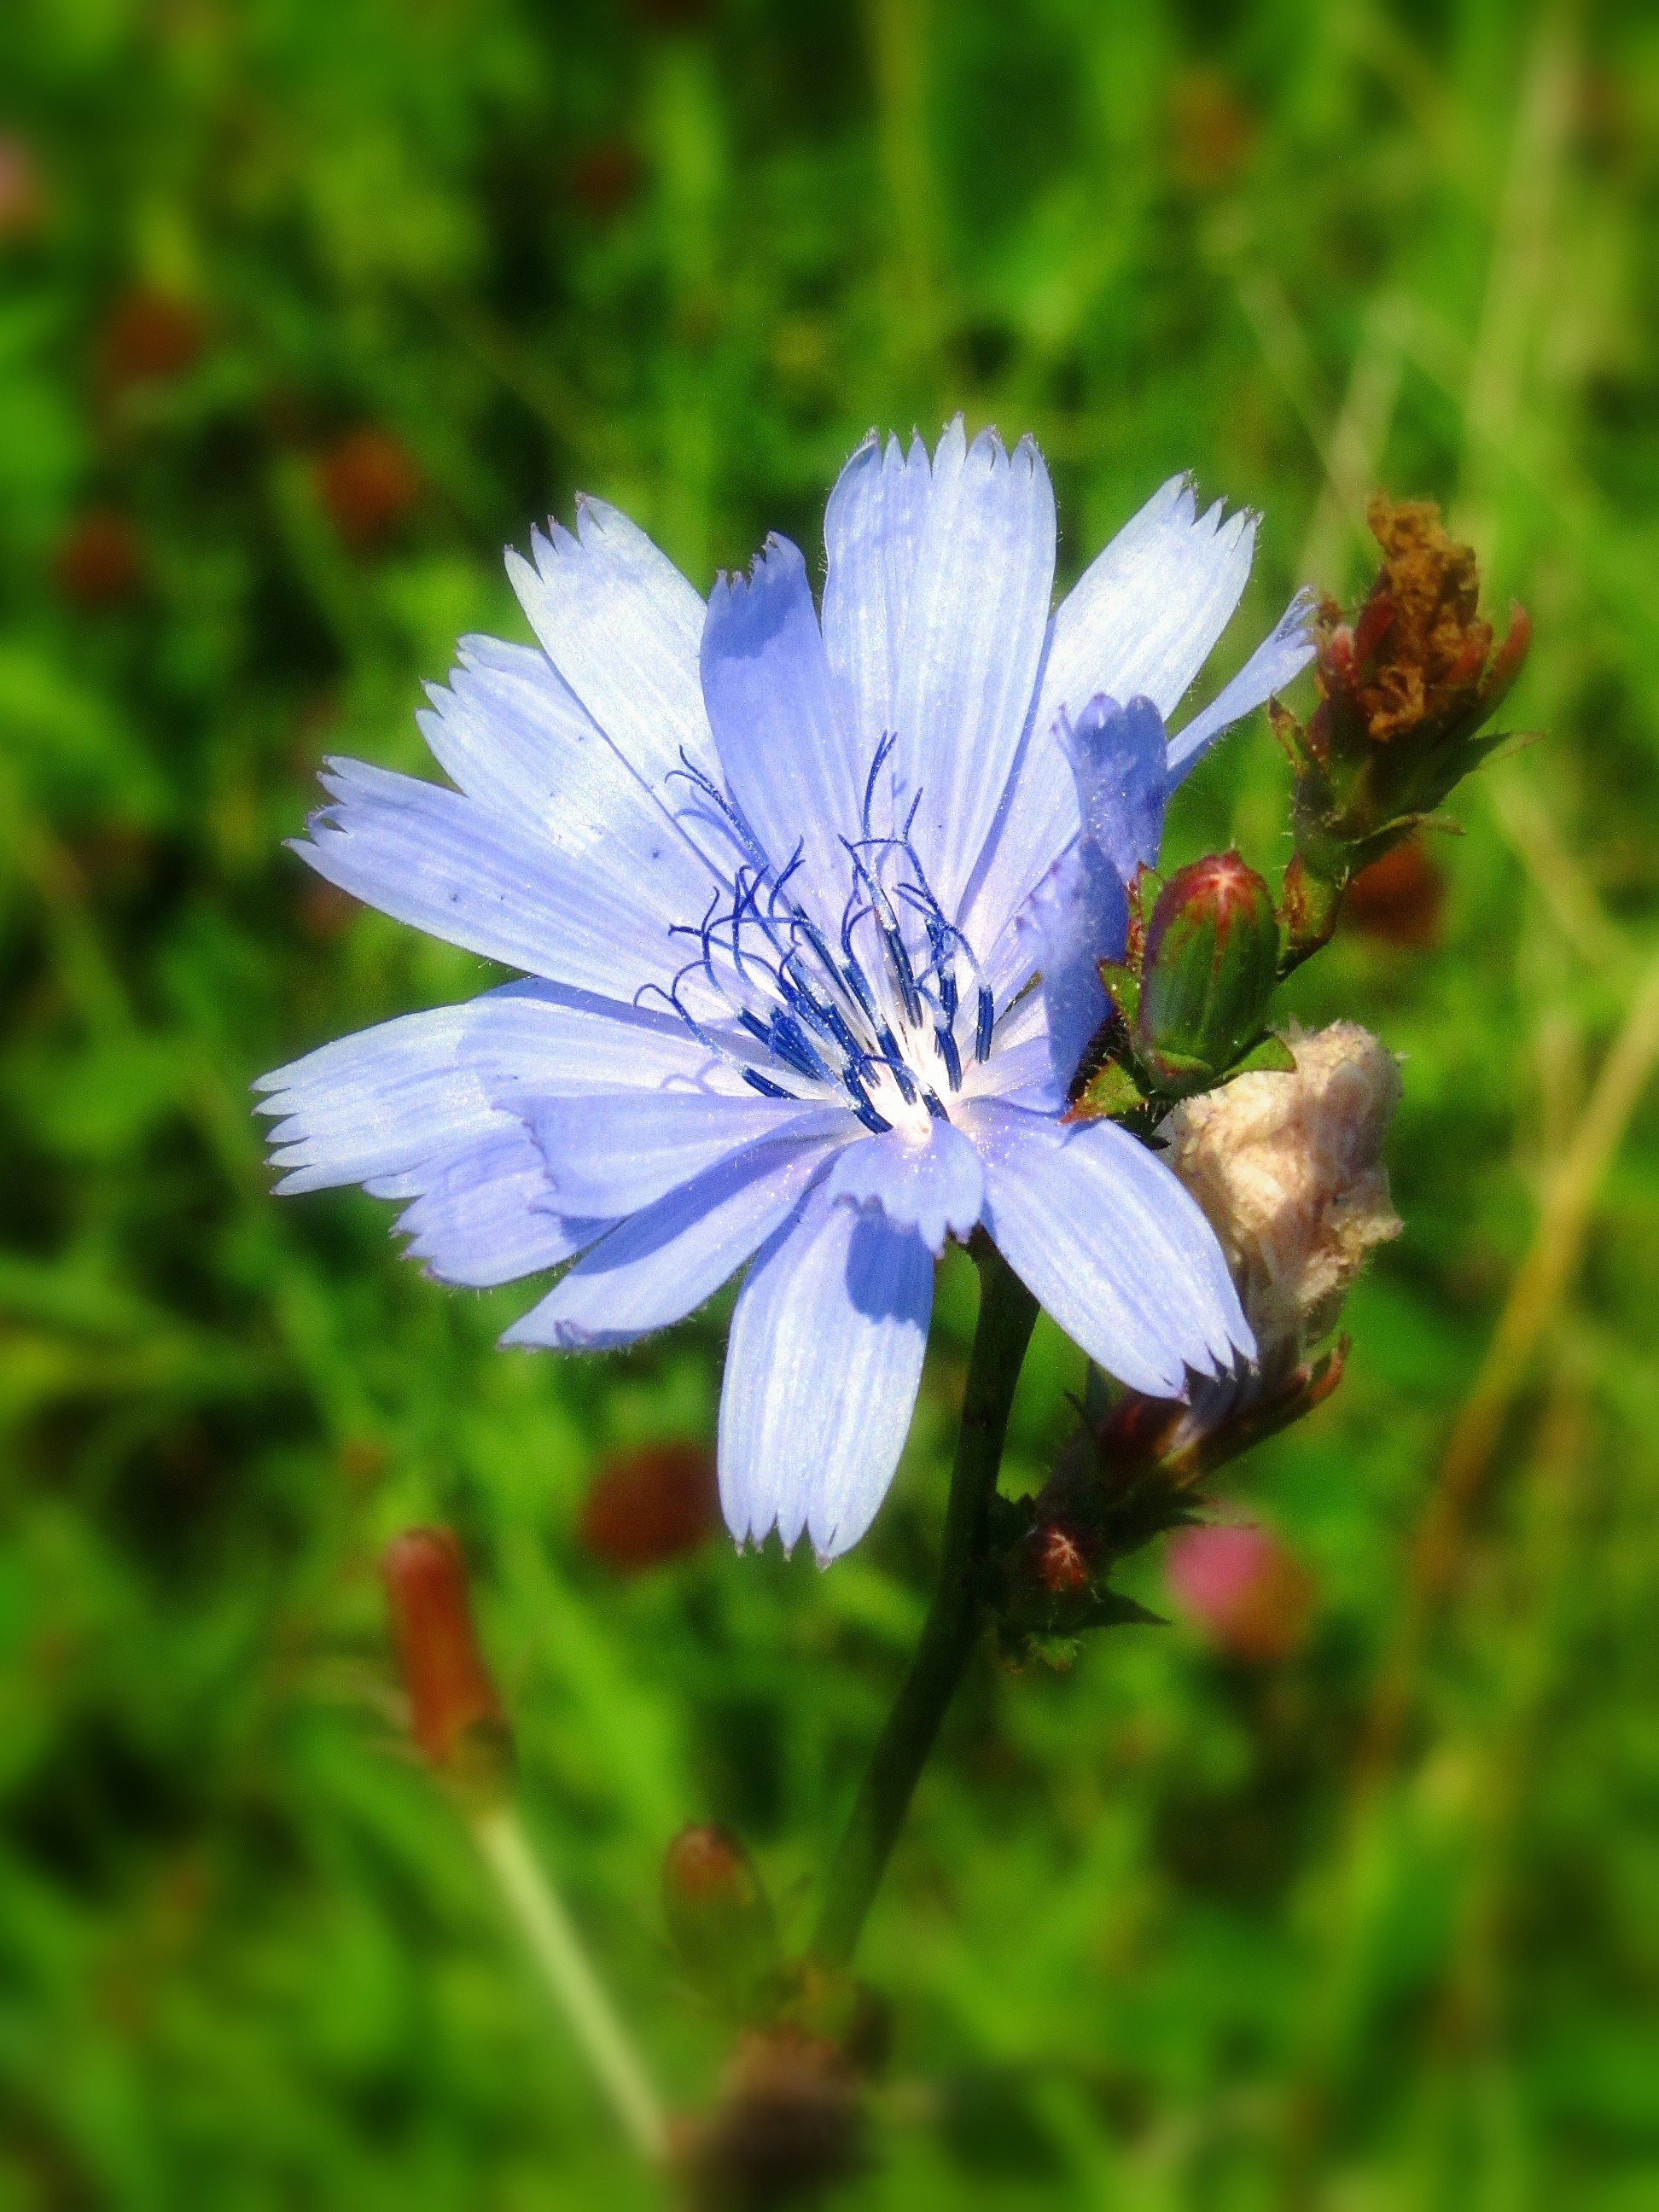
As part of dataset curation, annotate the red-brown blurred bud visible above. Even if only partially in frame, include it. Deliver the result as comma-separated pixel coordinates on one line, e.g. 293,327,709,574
684,2028,865,2210
316,427,422,553
1342,835,1445,950
381,1528,512,1800
664,1824,777,2017
0,136,45,242
1169,70,1255,191
1167,1522,1313,1663
97,287,206,394
54,510,145,608
579,1439,719,1572
569,139,643,220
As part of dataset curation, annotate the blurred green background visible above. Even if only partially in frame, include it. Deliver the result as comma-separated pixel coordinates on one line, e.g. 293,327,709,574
3,0,1658,2204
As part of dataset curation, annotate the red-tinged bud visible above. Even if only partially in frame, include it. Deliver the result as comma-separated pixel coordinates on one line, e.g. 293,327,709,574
316,427,422,553
381,1529,512,1801
663,1824,778,2017
579,1439,719,1572
1034,1523,1091,1598
1166,1522,1313,1663
1135,853,1280,1094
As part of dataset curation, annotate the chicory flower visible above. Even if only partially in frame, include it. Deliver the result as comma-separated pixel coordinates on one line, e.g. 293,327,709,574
258,422,1312,1557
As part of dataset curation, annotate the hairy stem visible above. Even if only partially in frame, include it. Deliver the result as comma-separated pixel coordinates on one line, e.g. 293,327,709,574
811,1240,1039,1968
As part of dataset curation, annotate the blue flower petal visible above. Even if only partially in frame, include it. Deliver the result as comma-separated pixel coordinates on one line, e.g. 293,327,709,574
888,421,1056,916
1019,840,1129,1094
962,476,1260,961
719,1179,934,1559
824,1121,983,1255
294,760,687,1004
501,1131,844,1349
418,634,725,892
505,494,719,795
1060,694,1168,882
821,428,934,765
255,983,715,1196
701,533,864,911
965,1098,1254,1395
522,1087,848,1217
390,1132,608,1289
1166,589,1317,782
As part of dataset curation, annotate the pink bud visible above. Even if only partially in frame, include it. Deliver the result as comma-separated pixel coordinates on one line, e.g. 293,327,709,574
1166,1523,1313,1662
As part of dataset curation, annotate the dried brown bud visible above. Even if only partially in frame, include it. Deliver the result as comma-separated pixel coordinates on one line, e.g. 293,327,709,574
1161,1022,1401,1370
1287,498,1530,881
579,1439,719,1572
381,1528,512,1800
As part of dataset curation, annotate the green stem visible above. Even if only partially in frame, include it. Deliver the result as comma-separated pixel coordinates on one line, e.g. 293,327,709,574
811,1240,1039,1969
471,1804,669,2163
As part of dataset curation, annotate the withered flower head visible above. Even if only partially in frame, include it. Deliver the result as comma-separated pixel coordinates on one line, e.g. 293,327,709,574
1161,1020,1401,1371
684,2027,866,2211
1282,498,1530,889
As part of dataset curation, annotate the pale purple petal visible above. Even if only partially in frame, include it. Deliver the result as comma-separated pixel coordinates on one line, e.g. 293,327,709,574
824,1121,982,1255
719,1180,934,1559
701,533,864,910
821,429,934,765
522,1088,847,1216
1060,694,1168,882
964,1099,1253,1394
888,422,1056,915
418,635,721,899
254,983,718,1196
391,1132,608,1289
1166,589,1317,781
294,760,679,1002
1017,841,1129,1094
960,478,1257,954
502,1132,845,1349
504,494,719,794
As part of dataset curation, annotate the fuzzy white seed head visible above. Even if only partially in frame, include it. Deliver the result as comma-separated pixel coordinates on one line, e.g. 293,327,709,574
1160,1021,1402,1371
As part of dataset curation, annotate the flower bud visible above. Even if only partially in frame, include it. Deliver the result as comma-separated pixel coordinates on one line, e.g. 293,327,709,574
1161,1020,1401,1370
381,1528,513,1802
663,1825,778,2017
1134,853,1280,1094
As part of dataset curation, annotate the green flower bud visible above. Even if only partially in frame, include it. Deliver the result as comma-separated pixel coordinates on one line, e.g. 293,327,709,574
663,1823,778,2017
1135,853,1279,1094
